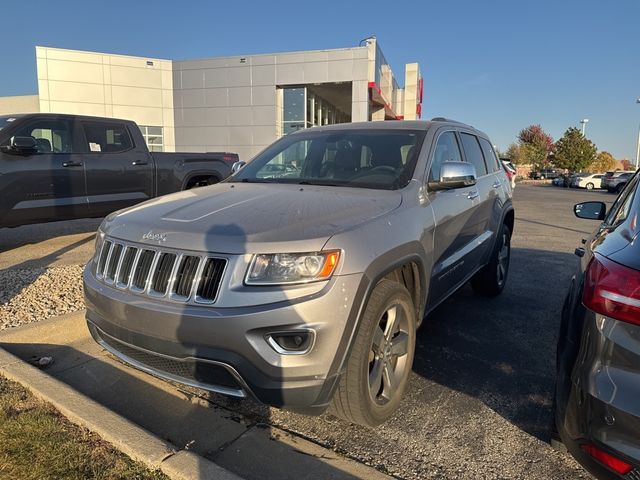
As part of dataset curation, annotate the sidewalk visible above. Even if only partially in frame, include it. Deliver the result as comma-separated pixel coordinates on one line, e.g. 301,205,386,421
0,311,391,480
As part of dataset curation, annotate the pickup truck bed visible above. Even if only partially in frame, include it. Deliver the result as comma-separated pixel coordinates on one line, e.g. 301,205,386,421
0,113,237,227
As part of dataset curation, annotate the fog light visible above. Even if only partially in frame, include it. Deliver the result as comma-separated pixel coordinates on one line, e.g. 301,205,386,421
266,331,314,355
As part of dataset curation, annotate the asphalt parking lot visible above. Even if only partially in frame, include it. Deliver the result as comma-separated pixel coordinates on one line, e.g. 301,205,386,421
0,184,615,479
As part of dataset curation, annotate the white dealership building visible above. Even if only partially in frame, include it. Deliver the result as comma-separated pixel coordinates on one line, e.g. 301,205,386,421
0,38,423,159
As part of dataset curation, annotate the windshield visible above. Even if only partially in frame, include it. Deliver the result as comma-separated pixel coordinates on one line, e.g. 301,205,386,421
231,129,426,190
0,115,20,131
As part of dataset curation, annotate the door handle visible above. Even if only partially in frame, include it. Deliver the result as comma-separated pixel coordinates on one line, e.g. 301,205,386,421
132,160,148,166
62,161,83,167
492,181,501,189
467,191,479,200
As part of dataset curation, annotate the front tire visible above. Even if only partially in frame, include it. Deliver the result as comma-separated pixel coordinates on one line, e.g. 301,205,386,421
585,183,594,190
330,280,416,427
471,224,511,297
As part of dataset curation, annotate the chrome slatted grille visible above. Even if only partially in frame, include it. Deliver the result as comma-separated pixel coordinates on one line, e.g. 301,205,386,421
173,255,200,298
116,247,138,287
105,243,123,282
97,240,112,277
132,249,156,291
151,253,177,295
196,258,227,303
95,238,227,305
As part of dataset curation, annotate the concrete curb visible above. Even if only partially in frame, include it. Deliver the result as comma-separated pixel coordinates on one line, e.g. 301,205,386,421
0,346,241,480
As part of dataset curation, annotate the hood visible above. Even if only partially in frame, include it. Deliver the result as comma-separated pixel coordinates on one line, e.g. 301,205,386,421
102,182,403,254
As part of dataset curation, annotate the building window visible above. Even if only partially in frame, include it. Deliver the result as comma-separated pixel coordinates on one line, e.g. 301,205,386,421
280,86,350,136
140,125,164,152
282,88,306,135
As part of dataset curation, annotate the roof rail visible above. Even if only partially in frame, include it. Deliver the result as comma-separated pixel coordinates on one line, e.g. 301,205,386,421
431,117,467,125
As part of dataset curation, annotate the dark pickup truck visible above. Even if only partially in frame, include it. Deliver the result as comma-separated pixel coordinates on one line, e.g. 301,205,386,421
0,113,237,228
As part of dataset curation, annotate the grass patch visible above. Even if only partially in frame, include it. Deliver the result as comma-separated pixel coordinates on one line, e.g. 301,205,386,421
0,375,167,480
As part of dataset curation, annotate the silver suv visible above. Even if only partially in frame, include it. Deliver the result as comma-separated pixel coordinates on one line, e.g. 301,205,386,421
84,120,514,426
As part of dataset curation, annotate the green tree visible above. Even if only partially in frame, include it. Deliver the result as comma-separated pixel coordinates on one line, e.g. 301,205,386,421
589,151,617,173
554,127,597,172
515,125,554,169
504,143,520,163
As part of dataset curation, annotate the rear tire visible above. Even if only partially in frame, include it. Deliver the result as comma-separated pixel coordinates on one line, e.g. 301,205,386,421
616,183,625,193
471,224,511,297
330,280,416,427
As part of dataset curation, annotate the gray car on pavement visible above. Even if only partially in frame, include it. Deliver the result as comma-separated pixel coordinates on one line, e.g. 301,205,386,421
83,119,514,426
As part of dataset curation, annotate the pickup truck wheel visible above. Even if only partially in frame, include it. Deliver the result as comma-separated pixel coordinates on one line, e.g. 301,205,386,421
471,224,511,297
185,176,219,189
330,280,416,427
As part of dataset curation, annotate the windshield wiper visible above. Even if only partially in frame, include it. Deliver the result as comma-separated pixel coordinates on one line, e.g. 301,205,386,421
298,180,345,187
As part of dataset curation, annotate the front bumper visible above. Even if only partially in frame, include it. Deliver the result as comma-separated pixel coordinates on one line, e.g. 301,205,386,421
84,266,366,413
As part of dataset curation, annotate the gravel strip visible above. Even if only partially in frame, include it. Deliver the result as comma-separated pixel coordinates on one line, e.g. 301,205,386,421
0,265,85,330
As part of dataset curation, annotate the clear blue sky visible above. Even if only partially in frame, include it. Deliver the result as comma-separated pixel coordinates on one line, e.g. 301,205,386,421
3,0,639,159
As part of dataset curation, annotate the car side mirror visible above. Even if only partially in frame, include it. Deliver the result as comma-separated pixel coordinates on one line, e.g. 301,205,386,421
231,160,246,174
574,201,606,220
429,161,477,190
7,136,37,155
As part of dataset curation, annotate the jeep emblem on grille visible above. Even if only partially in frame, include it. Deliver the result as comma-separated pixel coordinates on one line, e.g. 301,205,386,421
142,230,167,243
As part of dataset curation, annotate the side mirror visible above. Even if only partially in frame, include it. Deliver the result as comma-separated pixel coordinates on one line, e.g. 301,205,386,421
574,201,606,220
429,161,477,190
8,136,37,154
231,160,246,174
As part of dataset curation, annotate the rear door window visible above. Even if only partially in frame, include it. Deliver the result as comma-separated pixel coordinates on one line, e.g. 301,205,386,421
460,133,488,177
82,121,133,153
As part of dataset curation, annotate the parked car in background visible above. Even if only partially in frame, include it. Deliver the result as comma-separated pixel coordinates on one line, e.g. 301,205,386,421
568,173,588,188
500,158,516,189
83,119,514,427
573,173,604,190
531,168,560,180
552,176,565,187
0,113,237,228
602,170,635,193
555,170,640,479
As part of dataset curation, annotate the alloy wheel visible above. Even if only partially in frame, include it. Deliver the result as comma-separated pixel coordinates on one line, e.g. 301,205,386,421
368,304,410,405
497,231,510,288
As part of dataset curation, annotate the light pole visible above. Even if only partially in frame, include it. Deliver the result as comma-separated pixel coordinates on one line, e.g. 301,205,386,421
580,118,589,136
635,99,640,169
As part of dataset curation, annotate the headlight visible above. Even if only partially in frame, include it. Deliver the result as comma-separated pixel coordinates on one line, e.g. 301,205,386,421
245,251,340,285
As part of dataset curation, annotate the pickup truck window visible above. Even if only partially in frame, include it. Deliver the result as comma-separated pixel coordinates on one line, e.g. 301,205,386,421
232,129,426,190
9,118,74,153
0,115,19,131
83,121,133,153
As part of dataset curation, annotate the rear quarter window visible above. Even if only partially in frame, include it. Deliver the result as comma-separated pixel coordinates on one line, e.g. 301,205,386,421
479,137,501,173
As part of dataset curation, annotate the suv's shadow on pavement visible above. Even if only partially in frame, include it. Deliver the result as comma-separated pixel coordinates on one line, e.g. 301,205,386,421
411,247,579,442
